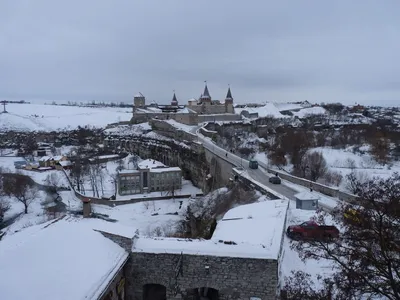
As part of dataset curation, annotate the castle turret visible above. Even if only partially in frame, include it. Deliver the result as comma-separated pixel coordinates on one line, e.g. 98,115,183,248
200,82,211,103
224,86,234,113
171,92,178,106
133,92,146,108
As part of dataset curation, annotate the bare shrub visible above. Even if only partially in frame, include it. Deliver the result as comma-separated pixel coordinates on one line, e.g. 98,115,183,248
142,201,150,210
0,198,11,223
345,170,370,195
345,158,357,169
298,151,328,181
321,171,343,187
152,226,163,237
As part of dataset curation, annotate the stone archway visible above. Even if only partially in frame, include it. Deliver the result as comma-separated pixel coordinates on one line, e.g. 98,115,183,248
142,283,167,300
185,287,219,300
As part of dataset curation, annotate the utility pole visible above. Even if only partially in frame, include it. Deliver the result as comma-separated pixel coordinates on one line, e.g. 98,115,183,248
0,100,7,113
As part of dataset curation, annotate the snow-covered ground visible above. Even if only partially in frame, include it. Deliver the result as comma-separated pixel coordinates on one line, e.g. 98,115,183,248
0,156,69,187
234,102,326,119
310,146,400,190
103,122,151,136
280,201,336,289
235,103,288,119
0,103,131,132
292,106,326,118
1,190,50,233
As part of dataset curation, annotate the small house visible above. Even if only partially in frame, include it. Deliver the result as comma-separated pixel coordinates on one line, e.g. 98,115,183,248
294,191,319,210
56,160,73,170
39,156,52,168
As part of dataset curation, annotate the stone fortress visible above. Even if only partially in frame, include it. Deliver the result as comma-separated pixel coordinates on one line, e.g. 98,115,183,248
131,83,239,125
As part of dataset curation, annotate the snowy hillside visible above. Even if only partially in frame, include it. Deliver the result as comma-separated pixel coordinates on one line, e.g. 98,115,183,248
0,104,132,132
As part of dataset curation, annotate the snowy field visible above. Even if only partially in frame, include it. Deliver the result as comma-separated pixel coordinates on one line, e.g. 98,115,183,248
312,146,400,190
0,103,132,132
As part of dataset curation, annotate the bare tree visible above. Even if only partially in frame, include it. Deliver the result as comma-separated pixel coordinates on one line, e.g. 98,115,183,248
0,198,10,223
109,166,121,198
116,158,124,171
268,147,287,167
2,174,39,214
128,155,139,169
282,174,400,300
69,147,88,192
300,151,328,181
370,132,390,165
87,164,100,198
345,170,370,195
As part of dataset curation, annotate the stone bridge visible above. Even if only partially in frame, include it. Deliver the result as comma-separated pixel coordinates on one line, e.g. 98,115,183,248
103,136,238,191
125,252,278,300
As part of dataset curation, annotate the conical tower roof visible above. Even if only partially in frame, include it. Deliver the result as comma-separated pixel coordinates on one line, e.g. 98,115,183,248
201,82,211,100
171,92,178,106
226,87,233,100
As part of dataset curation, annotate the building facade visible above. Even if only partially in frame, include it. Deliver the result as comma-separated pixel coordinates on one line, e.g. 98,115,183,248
118,159,182,195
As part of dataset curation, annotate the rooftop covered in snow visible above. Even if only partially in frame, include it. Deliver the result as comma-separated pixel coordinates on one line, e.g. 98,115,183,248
133,200,289,259
294,191,320,201
0,217,134,300
138,158,166,169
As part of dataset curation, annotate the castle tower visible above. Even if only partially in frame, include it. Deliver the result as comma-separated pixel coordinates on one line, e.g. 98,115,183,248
171,91,178,106
200,82,211,103
133,92,146,108
224,86,234,113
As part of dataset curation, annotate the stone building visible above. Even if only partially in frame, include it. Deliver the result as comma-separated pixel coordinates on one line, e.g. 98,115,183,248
125,200,289,300
118,159,182,195
131,84,236,125
187,84,235,115
133,92,146,108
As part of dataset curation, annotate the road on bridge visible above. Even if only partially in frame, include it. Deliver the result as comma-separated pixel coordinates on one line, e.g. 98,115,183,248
196,130,298,200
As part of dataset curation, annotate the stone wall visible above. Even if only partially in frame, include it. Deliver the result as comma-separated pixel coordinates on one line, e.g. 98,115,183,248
198,114,241,123
97,231,133,252
106,136,211,192
132,112,198,126
125,252,278,300
150,119,197,142
99,264,127,300
204,147,235,188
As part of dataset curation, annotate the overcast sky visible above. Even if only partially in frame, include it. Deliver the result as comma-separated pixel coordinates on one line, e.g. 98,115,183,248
1,1,399,106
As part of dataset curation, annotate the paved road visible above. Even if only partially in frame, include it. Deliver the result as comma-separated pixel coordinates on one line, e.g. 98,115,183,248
196,131,298,200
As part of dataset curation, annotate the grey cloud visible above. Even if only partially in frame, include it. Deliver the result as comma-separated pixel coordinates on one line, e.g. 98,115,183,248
1,0,400,106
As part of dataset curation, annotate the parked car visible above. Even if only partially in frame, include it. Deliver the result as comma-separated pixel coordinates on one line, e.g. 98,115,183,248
269,176,281,184
286,221,339,240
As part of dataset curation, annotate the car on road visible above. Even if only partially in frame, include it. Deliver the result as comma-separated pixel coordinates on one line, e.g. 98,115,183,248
286,220,340,240
249,159,258,169
269,176,281,184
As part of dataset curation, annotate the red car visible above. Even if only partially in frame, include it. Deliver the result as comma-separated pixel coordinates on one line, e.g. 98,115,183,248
286,220,339,240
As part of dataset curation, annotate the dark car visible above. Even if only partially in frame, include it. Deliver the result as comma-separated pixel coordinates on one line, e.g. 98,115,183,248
286,221,340,240
269,176,281,184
